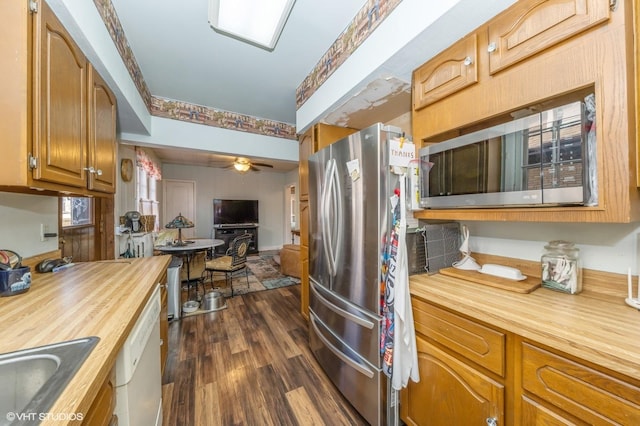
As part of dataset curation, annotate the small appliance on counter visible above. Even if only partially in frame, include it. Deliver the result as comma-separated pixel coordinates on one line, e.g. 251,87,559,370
124,211,142,233
0,249,30,296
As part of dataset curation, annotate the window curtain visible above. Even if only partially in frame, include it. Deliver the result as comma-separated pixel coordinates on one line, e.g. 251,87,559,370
135,148,162,180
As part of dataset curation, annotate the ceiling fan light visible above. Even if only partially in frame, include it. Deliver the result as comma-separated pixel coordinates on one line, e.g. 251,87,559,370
234,162,251,172
208,0,296,50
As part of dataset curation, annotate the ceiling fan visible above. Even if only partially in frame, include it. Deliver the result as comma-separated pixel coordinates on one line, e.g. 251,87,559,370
226,157,274,173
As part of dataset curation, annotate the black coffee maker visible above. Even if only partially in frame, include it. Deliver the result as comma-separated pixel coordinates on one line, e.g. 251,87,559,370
124,211,142,232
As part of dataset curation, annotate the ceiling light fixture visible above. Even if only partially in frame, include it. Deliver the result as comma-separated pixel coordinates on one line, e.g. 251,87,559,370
208,0,296,50
233,160,251,172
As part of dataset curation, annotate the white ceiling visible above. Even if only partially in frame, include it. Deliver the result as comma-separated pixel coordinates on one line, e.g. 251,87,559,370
105,0,518,172
110,0,365,125
109,0,372,172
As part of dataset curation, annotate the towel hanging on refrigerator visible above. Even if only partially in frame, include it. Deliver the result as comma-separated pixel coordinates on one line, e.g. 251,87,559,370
381,174,420,389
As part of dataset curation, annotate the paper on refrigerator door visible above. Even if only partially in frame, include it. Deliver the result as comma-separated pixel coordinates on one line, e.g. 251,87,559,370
346,159,360,181
389,138,415,167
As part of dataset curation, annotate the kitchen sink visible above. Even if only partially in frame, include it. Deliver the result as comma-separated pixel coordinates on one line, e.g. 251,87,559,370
0,337,99,425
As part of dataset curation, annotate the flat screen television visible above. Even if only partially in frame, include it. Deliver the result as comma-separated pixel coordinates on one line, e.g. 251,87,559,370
213,199,259,226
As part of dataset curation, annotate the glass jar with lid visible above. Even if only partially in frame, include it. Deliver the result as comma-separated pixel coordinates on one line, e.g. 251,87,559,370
541,240,582,294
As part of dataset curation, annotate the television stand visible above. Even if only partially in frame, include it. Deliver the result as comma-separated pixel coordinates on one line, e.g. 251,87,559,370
214,225,258,255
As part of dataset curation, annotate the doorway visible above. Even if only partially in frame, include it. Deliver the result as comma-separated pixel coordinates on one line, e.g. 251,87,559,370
163,179,197,239
283,183,298,245
59,196,114,262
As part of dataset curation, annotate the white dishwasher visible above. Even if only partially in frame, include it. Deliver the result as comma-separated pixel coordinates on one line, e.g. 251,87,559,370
115,284,163,426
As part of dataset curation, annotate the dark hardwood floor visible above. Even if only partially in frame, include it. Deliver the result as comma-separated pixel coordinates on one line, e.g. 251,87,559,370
162,284,368,425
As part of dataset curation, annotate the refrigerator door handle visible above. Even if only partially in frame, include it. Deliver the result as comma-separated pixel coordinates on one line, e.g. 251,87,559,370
321,159,334,276
330,158,343,271
310,315,375,379
310,282,375,329
323,159,337,276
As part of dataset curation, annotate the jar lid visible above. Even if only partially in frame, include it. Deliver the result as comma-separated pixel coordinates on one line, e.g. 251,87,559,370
544,240,579,251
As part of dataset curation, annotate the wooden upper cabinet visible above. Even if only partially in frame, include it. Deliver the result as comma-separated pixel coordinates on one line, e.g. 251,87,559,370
313,123,357,153
88,65,117,193
32,1,88,189
487,0,610,75
298,130,312,201
0,1,117,196
413,33,478,110
412,0,638,223
299,123,356,200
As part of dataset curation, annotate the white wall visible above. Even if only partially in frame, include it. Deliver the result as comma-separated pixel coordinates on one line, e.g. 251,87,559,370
0,193,58,258
462,221,640,276
1,187,638,272
161,163,290,250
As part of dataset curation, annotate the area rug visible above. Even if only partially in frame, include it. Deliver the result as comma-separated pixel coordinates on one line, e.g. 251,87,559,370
181,252,300,318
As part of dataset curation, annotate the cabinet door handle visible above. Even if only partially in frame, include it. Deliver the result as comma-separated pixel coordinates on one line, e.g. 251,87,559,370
83,166,102,175
487,42,497,53
463,56,473,66
486,418,497,426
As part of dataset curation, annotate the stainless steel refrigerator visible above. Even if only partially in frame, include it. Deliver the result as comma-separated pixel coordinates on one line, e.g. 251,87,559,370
308,123,403,426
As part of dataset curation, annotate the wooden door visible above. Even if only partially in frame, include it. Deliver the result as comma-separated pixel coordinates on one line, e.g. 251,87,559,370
401,336,504,426
87,65,117,193
413,33,478,110
487,0,610,75
59,196,113,262
33,1,88,188
163,180,196,239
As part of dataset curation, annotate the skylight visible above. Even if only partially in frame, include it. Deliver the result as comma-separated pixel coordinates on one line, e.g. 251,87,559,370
208,0,296,50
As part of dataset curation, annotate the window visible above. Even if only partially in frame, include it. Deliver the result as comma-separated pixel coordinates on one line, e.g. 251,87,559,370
61,197,93,227
135,148,162,231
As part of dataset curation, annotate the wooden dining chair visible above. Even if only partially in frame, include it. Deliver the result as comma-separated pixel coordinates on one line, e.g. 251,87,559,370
202,233,252,296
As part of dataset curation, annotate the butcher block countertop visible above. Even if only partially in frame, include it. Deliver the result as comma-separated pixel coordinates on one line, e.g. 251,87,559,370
0,255,172,425
410,270,640,381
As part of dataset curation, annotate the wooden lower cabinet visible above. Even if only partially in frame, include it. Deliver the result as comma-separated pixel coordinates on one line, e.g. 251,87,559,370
403,296,640,425
83,368,116,426
518,340,640,425
401,335,504,426
402,297,504,425
520,396,583,426
160,279,169,375
299,201,309,320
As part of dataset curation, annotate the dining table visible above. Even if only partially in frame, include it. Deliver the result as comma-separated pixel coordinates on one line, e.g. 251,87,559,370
155,238,224,300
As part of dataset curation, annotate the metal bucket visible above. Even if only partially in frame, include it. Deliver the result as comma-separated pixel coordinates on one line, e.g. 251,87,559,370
203,291,226,311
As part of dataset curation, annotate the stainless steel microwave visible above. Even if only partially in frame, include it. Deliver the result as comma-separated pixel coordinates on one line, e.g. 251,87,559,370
419,98,597,209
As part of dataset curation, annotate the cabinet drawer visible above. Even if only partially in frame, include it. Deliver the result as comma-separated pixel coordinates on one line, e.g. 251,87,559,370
413,33,478,110
412,297,505,376
521,395,583,425
487,0,610,74
521,342,640,424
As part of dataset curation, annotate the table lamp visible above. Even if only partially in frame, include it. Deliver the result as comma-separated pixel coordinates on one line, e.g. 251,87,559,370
165,212,194,246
